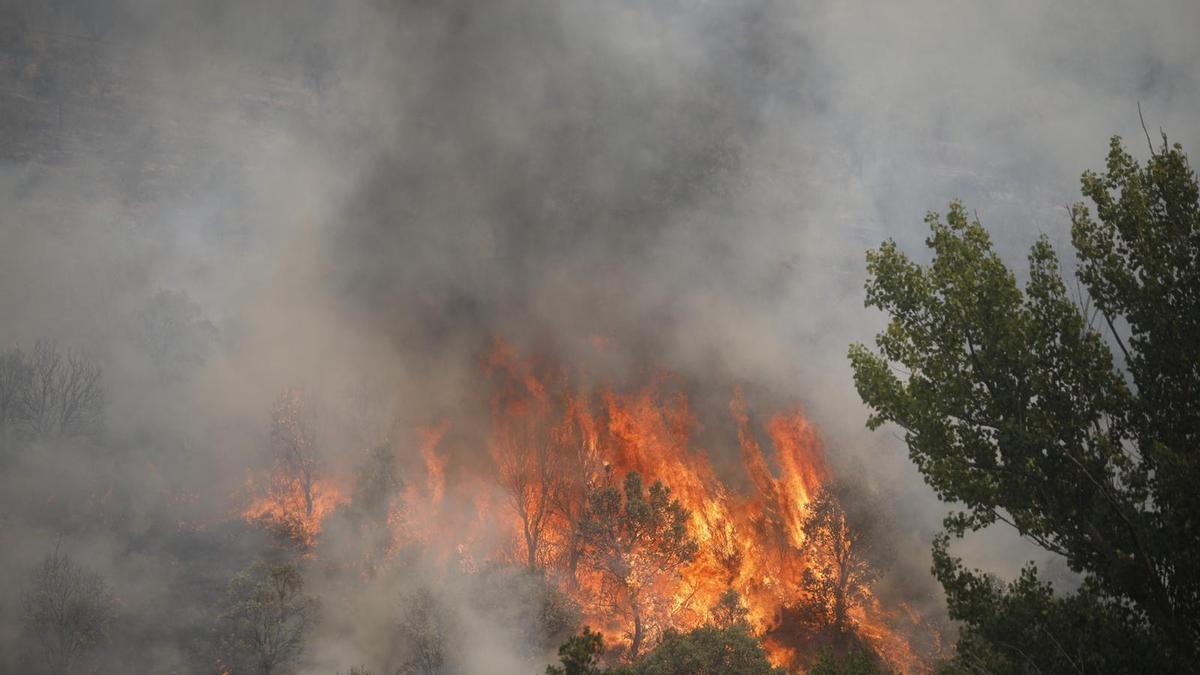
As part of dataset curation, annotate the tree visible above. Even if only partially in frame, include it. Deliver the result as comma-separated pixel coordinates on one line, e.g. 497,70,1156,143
848,135,1200,668
491,395,559,571
0,345,30,451
546,626,604,675
270,386,321,523
628,623,783,675
798,485,882,642
396,588,448,675
469,563,580,655
132,289,216,381
218,561,318,675
578,471,699,660
548,396,603,582
22,545,117,675
351,443,403,564
710,588,750,628
0,340,104,444
808,647,884,675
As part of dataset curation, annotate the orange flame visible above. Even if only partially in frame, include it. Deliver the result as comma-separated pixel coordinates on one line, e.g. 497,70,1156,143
239,341,932,671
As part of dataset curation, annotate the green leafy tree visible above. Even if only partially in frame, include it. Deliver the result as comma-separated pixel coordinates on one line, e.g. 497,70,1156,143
578,471,699,660
546,626,605,675
710,588,750,628
849,135,1200,669
628,623,783,675
22,546,117,675
218,561,318,675
808,646,885,675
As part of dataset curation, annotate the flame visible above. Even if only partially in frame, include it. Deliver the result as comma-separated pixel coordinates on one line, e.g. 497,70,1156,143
237,341,932,670
242,472,347,547
417,341,928,670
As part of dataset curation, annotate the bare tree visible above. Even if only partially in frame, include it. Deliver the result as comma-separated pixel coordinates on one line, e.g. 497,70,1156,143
397,588,448,675
219,561,318,675
0,340,104,444
22,544,117,675
547,398,602,583
0,346,31,450
493,404,559,571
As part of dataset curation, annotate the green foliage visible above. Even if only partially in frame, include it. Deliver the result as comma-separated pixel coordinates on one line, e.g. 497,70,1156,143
932,536,1171,673
546,626,605,675
219,560,318,675
849,135,1200,668
628,624,783,675
807,646,886,675
710,588,750,628
548,624,783,675
578,471,699,659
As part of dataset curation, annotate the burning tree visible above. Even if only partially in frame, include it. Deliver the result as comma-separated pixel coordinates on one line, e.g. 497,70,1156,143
271,387,319,521
217,560,318,675
578,471,699,660
797,485,881,641
244,387,345,546
491,390,560,572
547,394,603,581
22,546,117,675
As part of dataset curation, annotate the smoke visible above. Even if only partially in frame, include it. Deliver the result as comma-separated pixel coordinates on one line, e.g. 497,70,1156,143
0,0,1196,671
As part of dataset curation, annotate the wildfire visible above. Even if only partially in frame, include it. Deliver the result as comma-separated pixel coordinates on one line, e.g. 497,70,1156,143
470,340,925,670
242,473,347,547
238,342,931,671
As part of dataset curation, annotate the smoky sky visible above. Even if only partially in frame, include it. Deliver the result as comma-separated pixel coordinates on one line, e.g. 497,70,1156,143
1,0,1198,671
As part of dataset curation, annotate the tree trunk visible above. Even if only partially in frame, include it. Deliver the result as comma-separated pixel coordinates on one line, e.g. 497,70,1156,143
524,519,539,571
629,591,644,660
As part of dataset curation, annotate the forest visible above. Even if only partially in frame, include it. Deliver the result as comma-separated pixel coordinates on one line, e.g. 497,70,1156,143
0,1,1196,673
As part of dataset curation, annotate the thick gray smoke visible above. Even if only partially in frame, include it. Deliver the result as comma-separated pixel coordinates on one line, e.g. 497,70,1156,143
0,0,1196,672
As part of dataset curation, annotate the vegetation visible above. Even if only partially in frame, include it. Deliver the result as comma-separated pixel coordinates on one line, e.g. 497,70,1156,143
799,484,885,641
547,623,783,675
0,339,103,450
710,588,750,628
22,546,117,675
546,626,605,675
270,388,321,525
217,561,318,675
850,135,1200,670
625,623,783,675
578,471,699,660
396,587,449,675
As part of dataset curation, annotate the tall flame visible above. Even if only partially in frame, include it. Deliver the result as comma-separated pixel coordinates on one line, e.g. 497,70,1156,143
239,341,930,671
